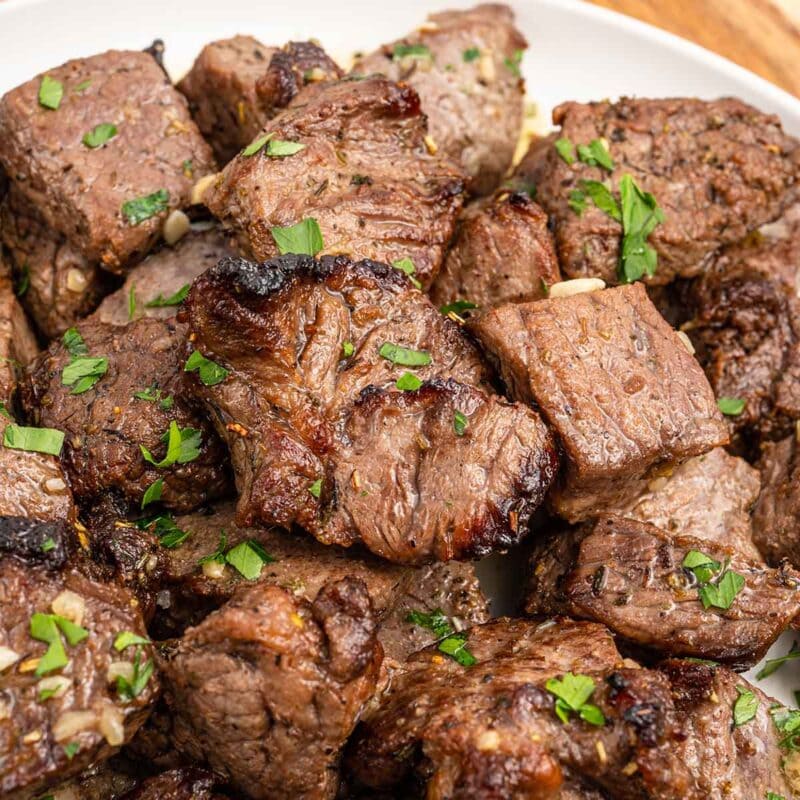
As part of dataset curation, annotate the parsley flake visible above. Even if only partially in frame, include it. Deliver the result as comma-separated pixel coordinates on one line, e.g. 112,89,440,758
82,122,118,148
718,396,746,416
342,341,355,358
618,174,664,282
681,549,745,610
406,608,477,667
225,540,275,580
757,641,800,680
504,49,523,77
308,478,323,499
453,410,468,436
141,478,164,509
576,139,614,171
61,356,108,395
185,350,229,386
140,421,202,469
270,218,324,256
732,686,758,727
440,299,478,316
144,284,190,308
555,137,575,165
463,47,480,62
63,742,80,760
395,372,422,391
393,43,432,61
38,75,63,110
545,672,605,726
378,342,432,367
3,425,64,457
121,189,169,226
114,631,151,651
198,532,227,566
392,257,422,289
115,646,154,702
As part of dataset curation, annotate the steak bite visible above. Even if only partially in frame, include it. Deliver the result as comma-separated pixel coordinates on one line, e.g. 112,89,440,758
0,251,38,404
0,518,157,800
525,515,800,667
469,283,728,521
353,3,527,195
0,50,216,272
178,36,342,164
203,76,466,288
153,503,489,659
524,97,800,285
119,767,223,800
21,318,230,514
429,188,561,312
92,227,235,327
159,577,381,800
345,618,694,799
183,255,557,562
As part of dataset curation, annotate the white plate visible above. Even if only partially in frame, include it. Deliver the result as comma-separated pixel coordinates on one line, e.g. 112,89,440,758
2,0,799,705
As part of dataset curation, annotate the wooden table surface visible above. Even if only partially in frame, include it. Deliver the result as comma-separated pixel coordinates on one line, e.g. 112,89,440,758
587,0,800,97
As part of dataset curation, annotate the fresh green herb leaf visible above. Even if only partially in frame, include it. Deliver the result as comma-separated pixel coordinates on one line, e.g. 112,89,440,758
698,569,746,611
133,385,173,410
270,218,324,256
243,134,270,157
453,410,468,436
61,356,108,395
185,350,229,386
3,425,64,457
121,189,169,226
128,283,137,321
439,299,478,316
63,328,88,357
393,43,432,61
554,137,575,165
116,647,154,702
580,180,622,222
266,139,305,157
74,79,92,93
141,478,164,509
766,793,786,800
392,257,422,289
545,672,605,726
82,122,118,148
225,540,275,580
198,532,228,565
406,608,453,638
138,513,190,548
38,75,63,110
54,616,89,647
63,742,80,760
576,139,614,171
504,49,523,77
114,631,151,652
0,402,11,421
757,642,800,680
568,189,587,215
682,549,722,585
140,421,202,468
350,174,372,186
463,47,480,62
395,371,422,391
38,686,60,702
16,264,30,297
144,284,190,308
30,613,86,676
182,159,194,177
438,633,477,667
733,686,759,727
770,705,800,752
378,342,432,367
718,396,746,416
618,174,664,283
41,537,56,553
342,341,355,358
308,478,323,499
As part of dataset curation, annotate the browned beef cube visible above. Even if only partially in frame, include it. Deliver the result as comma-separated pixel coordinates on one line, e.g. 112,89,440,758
178,36,342,164
354,4,527,195
0,518,157,800
184,255,557,563
159,578,381,800
522,97,800,285
0,50,216,272
203,76,466,288
526,515,800,667
429,188,561,312
119,768,223,800
91,227,234,327
470,283,728,520
0,250,38,404
1,188,112,339
21,318,230,514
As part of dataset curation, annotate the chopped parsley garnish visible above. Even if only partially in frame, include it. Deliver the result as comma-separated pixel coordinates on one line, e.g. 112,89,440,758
406,608,476,667
41,537,56,553
545,672,605,726
392,257,422,289
393,43,432,61
133,385,174,410
504,49,523,77
618,174,664,282
140,421,202,468
225,540,275,580
16,264,30,297
681,549,745,610
270,218,324,256
378,342,432,367
463,47,480,62
554,137,575,165
136,513,189,548
341,341,355,358
116,646,154,702
308,478,323,499
121,189,169,226
128,284,137,321
61,356,108,395
265,138,305,157
63,742,80,760
770,705,800,752
395,371,422,391
351,174,372,186
0,402,11,421
38,75,63,110
30,613,88,676
568,189,587,215
82,122,117,148
198,532,227,566
732,686,758,727
580,180,622,222
114,631,151,651
141,478,164,509
576,139,614,171
766,793,786,800
3,425,64,457
144,284,190,308
453,410,468,436
63,327,88,357
185,350,229,386
757,641,800,680
74,79,91,93
439,299,478,316
718,396,746,416
243,134,270,157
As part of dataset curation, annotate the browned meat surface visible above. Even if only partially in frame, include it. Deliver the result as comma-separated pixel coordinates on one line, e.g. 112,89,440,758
159,578,381,800
0,518,157,800
346,618,695,799
429,189,560,311
526,515,800,667
606,447,762,560
203,76,465,288
754,435,800,567
120,767,224,800
48,757,140,800
183,255,557,562
22,318,230,513
178,36,342,164
1,188,112,339
469,284,727,522
0,50,216,271
353,4,526,195
680,204,800,451
522,97,800,284
660,659,798,799
153,503,488,659
0,251,38,404
92,227,234,327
